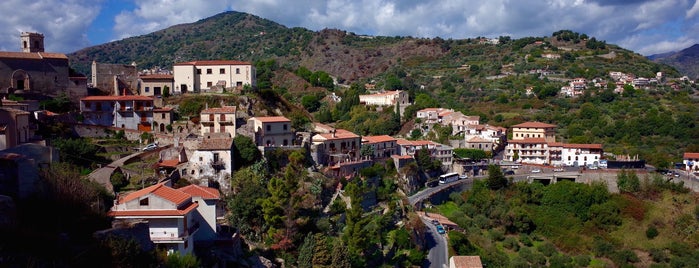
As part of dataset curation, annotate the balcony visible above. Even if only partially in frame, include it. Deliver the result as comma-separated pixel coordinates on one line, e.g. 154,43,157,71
200,120,214,125
211,160,226,171
150,222,199,242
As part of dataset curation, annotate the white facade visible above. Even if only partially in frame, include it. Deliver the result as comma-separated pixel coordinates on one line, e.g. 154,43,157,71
361,135,398,159
200,106,236,138
186,138,233,190
359,90,409,106
249,116,294,147
561,144,603,167
80,95,155,131
173,60,256,94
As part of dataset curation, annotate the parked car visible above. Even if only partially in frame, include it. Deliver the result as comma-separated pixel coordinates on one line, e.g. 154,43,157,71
436,225,446,234
459,174,468,180
504,170,515,175
142,143,158,151
431,219,439,225
531,168,542,173
554,167,564,172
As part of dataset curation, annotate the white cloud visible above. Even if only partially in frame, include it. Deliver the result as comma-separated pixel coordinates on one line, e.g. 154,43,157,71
0,0,102,53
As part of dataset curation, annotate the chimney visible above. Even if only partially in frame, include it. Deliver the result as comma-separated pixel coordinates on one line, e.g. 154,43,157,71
332,129,336,138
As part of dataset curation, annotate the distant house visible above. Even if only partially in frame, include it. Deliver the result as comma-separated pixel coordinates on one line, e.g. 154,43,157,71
396,138,453,170
449,256,483,268
186,138,234,190
561,143,603,167
139,74,174,98
108,182,220,255
416,108,454,123
91,61,139,95
248,116,294,147
510,121,557,142
683,152,699,171
361,135,398,159
311,128,361,166
199,106,236,138
153,107,174,133
359,90,409,106
173,60,256,94
465,136,493,151
505,122,602,166
79,95,155,131
0,107,33,150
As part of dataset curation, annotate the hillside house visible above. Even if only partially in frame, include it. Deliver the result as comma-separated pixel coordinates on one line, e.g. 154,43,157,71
396,138,453,170
200,106,236,138
248,116,294,148
0,107,33,150
311,128,361,166
153,107,174,133
186,138,234,190
683,152,699,171
79,95,155,131
173,60,256,94
139,74,173,98
416,108,454,123
108,182,220,255
361,135,398,159
359,90,409,106
505,122,602,166
561,143,603,167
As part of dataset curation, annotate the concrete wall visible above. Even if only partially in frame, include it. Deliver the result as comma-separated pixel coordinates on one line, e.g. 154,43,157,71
0,57,70,95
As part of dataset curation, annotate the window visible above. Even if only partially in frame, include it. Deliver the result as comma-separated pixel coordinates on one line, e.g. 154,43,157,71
145,87,150,92
213,153,219,163
220,68,225,74
206,68,212,74
196,69,202,74
266,125,271,132
236,68,240,74
199,156,203,161
161,113,165,119
139,198,149,206
207,81,213,87
283,124,288,130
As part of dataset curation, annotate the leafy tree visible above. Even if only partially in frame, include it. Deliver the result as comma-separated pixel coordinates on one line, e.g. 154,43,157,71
233,135,261,169
301,95,321,112
162,85,170,97
164,253,199,268
227,165,269,241
312,234,332,266
110,170,128,192
298,233,315,268
453,148,488,160
617,170,640,194
53,138,104,168
331,241,351,268
486,164,508,190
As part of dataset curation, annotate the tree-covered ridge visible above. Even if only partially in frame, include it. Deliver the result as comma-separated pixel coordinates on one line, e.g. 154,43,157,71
437,172,699,267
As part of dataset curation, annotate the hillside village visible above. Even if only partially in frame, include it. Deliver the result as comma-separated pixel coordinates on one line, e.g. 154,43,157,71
3,26,699,268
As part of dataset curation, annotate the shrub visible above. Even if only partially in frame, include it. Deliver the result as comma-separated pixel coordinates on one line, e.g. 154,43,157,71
490,228,505,241
503,237,520,251
519,234,533,247
573,255,591,267
537,242,558,257
646,225,659,239
649,248,669,263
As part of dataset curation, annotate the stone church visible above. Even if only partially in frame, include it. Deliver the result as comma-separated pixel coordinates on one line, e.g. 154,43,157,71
0,32,81,97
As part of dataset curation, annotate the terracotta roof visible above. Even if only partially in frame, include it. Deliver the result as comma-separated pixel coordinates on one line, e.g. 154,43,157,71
360,90,403,97
119,182,191,205
451,256,483,268
198,138,233,150
391,154,414,160
174,60,252,66
313,122,335,133
512,122,557,128
108,202,198,217
179,185,220,200
157,159,180,168
201,106,236,114
507,138,548,144
153,107,173,112
0,51,68,60
362,135,396,143
252,116,290,123
563,143,603,149
466,136,490,143
395,138,434,146
81,95,154,101
315,129,360,140
684,152,699,159
417,108,448,113
140,74,173,80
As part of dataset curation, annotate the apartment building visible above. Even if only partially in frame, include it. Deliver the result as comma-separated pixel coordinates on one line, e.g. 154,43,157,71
173,60,255,94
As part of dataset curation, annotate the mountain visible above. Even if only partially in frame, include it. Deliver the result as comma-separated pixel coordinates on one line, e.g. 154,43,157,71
68,11,447,82
649,44,699,79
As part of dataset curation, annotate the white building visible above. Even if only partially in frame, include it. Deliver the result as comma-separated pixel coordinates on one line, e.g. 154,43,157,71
504,122,602,165
108,182,220,255
359,90,409,106
684,152,699,171
561,143,603,167
416,108,454,123
395,138,453,170
361,135,398,159
248,116,294,147
186,138,233,190
173,60,255,94
200,106,236,138
80,95,155,131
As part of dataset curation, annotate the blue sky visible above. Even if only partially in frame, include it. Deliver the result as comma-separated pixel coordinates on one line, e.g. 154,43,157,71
2,0,699,56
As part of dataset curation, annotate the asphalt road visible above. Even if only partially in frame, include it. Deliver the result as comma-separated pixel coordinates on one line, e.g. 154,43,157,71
420,216,448,268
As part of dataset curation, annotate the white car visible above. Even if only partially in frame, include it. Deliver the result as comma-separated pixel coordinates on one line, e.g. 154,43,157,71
554,167,564,172
142,143,158,151
531,168,542,173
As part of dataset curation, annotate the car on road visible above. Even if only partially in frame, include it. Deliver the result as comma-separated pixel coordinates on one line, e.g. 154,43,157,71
531,168,542,173
504,170,515,175
436,225,446,234
554,167,564,172
459,174,468,180
142,143,158,151
431,219,439,225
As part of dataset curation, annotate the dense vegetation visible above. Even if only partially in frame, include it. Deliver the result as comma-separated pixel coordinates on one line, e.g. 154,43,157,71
433,171,699,267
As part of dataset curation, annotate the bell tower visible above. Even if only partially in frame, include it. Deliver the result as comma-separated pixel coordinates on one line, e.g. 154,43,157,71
20,32,44,53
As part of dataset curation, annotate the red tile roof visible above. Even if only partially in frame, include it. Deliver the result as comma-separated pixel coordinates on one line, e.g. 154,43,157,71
179,185,220,200
108,202,198,217
81,95,154,101
395,138,434,146
174,60,252,66
153,107,173,112
201,106,236,114
451,256,483,268
119,182,191,205
684,152,699,159
252,116,290,123
360,90,403,97
199,138,233,150
362,135,396,143
512,122,557,128
391,154,414,160
562,143,603,149
315,129,360,140
157,159,180,168
466,136,490,143
140,74,173,80
0,51,68,60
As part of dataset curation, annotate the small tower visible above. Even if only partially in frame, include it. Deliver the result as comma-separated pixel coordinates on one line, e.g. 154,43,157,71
20,32,44,53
